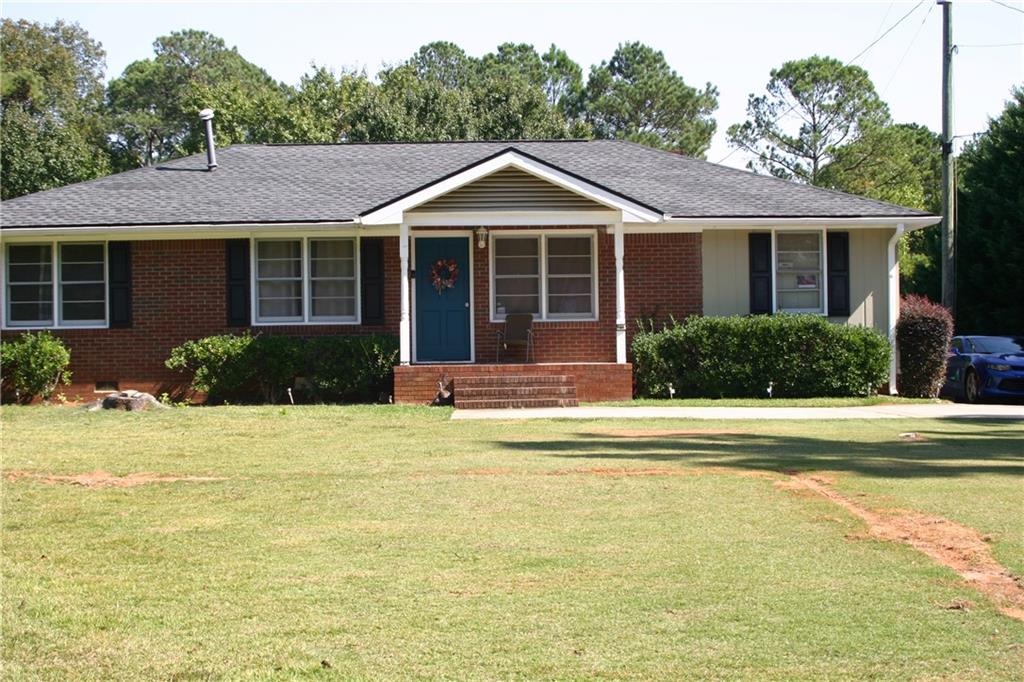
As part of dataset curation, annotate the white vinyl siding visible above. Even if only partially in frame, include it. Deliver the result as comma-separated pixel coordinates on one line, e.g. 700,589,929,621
490,232,597,322
3,242,107,329
254,237,359,325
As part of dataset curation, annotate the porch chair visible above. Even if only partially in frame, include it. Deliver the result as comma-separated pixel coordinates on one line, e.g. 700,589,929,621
496,313,535,363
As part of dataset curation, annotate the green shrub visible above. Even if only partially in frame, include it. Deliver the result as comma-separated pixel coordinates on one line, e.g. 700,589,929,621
0,331,72,404
632,314,890,398
165,333,398,404
896,295,954,398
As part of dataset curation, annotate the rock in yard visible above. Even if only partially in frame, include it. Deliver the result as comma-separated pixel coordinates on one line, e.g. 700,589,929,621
88,390,166,412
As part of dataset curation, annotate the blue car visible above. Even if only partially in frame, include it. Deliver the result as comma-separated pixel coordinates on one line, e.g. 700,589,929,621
943,336,1024,403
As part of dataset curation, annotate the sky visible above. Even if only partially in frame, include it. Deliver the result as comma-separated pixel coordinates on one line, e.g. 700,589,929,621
4,0,1023,167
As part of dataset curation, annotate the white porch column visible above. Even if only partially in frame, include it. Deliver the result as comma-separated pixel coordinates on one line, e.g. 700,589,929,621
614,221,627,364
399,221,411,365
886,223,906,394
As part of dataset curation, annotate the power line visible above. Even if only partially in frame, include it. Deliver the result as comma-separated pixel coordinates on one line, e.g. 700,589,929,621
882,1,937,96
717,0,926,165
958,42,1024,48
988,0,1024,16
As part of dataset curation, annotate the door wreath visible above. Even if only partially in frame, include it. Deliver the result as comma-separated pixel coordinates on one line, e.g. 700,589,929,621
430,258,459,295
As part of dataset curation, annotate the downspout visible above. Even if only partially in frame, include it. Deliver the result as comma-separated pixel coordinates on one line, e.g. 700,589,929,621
887,223,906,395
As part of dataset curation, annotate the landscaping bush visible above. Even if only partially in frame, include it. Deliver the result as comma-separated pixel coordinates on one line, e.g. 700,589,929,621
0,331,72,404
165,333,398,404
632,314,890,398
896,295,954,398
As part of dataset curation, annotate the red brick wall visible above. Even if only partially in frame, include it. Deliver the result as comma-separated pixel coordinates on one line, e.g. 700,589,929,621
624,231,703,351
1,238,400,399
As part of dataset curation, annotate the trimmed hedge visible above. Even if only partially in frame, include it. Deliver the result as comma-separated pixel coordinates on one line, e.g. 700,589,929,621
896,295,954,398
165,333,398,404
0,331,72,404
632,314,890,398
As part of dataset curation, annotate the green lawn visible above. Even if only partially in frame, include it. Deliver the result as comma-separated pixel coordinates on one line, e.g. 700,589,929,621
2,405,1022,680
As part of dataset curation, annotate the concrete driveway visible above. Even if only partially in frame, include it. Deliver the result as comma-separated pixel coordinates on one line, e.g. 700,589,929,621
451,402,1024,421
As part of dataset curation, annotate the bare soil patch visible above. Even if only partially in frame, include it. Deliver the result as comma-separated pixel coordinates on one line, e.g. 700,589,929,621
778,474,1024,621
4,470,224,488
602,429,747,438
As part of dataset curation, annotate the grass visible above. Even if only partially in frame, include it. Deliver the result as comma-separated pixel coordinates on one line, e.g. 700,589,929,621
591,395,941,407
2,405,1022,680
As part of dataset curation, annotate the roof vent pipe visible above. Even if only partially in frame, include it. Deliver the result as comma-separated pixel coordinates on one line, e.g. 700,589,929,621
198,108,217,170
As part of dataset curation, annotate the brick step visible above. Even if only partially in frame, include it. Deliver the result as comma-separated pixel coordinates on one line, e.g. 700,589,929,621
456,385,578,399
455,374,574,388
455,397,580,409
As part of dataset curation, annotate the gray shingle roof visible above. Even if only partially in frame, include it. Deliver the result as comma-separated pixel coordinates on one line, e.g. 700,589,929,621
0,139,930,228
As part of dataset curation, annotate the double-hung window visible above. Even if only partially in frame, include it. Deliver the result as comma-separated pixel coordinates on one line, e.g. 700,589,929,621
492,233,597,321
254,237,358,324
775,232,823,313
4,242,107,328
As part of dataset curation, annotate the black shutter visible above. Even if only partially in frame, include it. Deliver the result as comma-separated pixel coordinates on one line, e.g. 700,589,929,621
360,237,385,325
108,241,132,328
749,233,772,314
226,239,251,326
827,232,851,317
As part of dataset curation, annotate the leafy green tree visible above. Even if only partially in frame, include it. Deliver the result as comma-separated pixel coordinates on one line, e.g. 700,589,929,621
582,42,718,155
277,66,372,143
727,55,889,183
1,19,110,199
107,30,289,168
954,88,1024,333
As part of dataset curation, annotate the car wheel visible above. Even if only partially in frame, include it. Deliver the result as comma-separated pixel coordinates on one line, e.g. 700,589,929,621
963,369,981,404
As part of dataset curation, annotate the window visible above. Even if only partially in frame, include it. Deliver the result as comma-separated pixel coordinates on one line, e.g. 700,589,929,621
491,233,596,321
775,232,823,313
493,237,540,317
4,242,107,328
254,237,358,324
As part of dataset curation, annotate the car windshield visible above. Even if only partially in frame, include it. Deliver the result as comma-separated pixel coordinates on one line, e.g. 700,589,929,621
971,337,1024,354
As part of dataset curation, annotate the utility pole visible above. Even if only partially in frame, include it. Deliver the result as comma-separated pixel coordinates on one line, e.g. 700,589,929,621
939,0,956,315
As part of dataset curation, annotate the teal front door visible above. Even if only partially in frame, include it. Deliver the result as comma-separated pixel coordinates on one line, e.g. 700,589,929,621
415,237,471,362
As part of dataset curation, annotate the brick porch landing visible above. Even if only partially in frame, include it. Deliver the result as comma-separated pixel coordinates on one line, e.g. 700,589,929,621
393,363,633,405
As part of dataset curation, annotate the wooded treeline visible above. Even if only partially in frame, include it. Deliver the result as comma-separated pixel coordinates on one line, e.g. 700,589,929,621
2,20,1019,332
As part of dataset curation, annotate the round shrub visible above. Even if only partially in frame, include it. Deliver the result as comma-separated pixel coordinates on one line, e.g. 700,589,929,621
0,331,72,404
896,295,954,398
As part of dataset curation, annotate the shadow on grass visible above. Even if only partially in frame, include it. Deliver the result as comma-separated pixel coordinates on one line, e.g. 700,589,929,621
492,419,1024,478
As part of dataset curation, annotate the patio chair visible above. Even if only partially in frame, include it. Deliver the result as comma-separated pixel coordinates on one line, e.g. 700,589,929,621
497,313,534,363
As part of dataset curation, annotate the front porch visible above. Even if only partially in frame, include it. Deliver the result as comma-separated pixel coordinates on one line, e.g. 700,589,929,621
393,362,633,405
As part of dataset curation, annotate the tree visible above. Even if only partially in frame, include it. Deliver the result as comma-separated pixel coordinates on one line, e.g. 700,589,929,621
581,42,718,156
106,30,289,168
954,89,1024,333
727,55,889,183
1,19,110,199
278,65,372,143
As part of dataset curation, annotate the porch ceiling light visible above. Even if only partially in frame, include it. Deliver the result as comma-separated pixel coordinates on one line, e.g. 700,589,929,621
476,226,488,249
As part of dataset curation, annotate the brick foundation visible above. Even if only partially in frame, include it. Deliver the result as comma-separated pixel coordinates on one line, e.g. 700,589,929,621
394,362,633,404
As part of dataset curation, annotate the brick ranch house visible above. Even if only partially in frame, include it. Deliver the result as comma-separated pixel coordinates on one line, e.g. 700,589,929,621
0,138,939,405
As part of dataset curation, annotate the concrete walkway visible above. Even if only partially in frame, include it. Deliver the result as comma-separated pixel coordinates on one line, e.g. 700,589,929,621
451,402,1024,421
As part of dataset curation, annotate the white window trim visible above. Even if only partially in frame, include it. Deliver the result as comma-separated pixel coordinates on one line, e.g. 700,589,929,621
488,229,599,323
251,236,361,326
770,228,829,316
1,241,109,330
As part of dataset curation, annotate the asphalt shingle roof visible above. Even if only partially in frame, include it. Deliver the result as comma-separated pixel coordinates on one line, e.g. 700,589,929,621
0,139,930,228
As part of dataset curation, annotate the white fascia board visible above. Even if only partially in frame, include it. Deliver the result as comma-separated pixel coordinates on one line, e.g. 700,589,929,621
358,151,662,225
0,220,359,242
658,216,941,231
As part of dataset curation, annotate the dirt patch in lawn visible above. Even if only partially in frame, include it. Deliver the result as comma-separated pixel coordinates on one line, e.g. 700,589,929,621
4,470,225,488
601,429,748,438
778,474,1024,621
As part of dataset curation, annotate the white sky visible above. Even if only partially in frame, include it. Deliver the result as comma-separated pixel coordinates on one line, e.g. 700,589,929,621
5,0,1023,167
